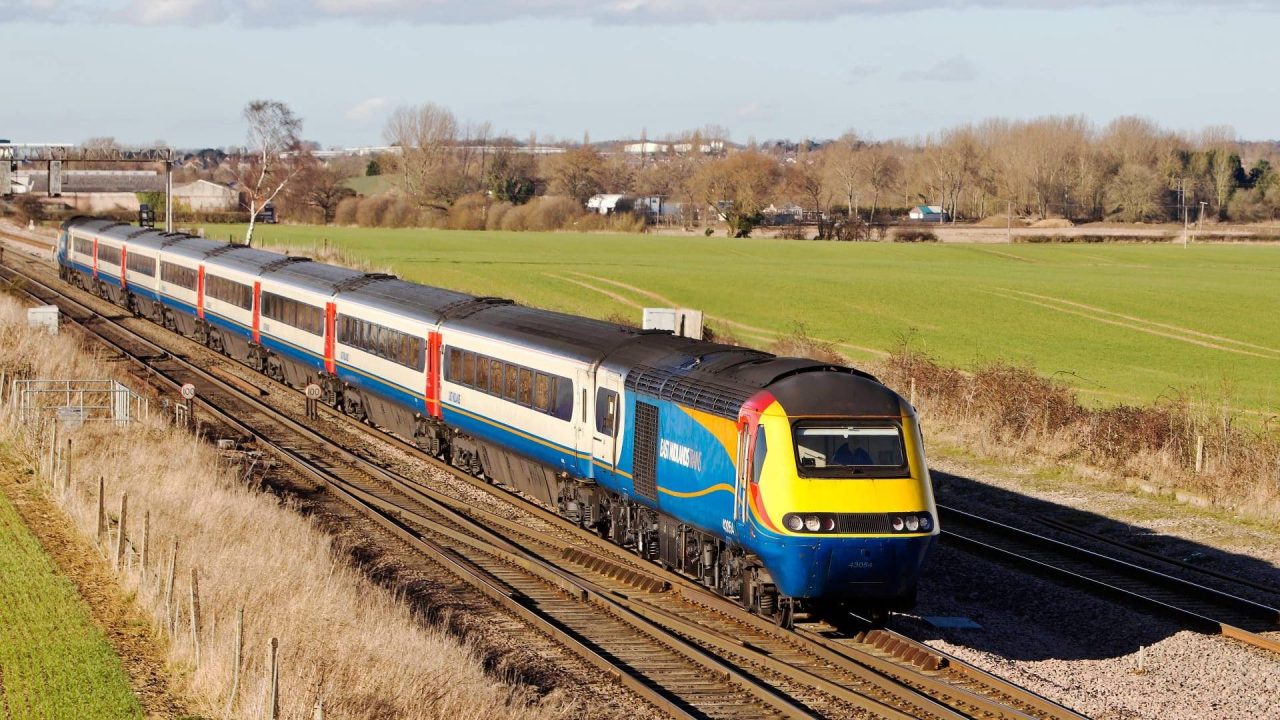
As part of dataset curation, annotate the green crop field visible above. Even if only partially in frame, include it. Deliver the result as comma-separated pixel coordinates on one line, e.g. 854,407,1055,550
0,473,143,720
205,224,1280,413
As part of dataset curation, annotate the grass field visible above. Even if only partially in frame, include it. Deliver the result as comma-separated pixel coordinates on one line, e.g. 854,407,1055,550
206,224,1280,413
0,462,142,720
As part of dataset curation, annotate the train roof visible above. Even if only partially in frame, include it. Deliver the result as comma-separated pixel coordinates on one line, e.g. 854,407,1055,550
260,258,369,295
448,303,640,363
205,245,293,276
610,334,881,419
336,277,477,325
160,236,237,261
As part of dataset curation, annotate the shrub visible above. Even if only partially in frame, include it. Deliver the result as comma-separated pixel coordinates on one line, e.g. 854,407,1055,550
768,324,846,364
891,228,938,243
334,197,360,226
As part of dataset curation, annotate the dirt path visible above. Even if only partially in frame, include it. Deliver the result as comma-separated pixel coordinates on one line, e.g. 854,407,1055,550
566,271,889,358
999,288,1280,357
985,287,1280,359
0,465,188,719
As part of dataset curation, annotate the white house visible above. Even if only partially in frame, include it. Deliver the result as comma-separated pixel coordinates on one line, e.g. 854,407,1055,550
908,205,949,223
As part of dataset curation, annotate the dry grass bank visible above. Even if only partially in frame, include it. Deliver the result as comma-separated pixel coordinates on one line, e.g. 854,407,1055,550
0,296,574,720
876,348,1280,522
768,327,1280,522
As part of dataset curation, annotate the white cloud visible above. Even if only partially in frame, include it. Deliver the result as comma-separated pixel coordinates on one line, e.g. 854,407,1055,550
119,0,227,25
3,0,1274,26
900,55,977,83
344,96,388,122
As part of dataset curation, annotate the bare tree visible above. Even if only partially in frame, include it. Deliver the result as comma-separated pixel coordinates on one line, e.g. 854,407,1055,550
288,155,355,224
239,100,302,246
785,147,831,237
690,151,780,237
383,103,480,213
548,145,604,204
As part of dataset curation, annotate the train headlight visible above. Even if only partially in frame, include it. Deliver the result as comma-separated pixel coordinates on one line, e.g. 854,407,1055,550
803,515,822,532
890,516,905,532
820,516,836,532
784,514,804,532
919,514,932,531
905,516,920,532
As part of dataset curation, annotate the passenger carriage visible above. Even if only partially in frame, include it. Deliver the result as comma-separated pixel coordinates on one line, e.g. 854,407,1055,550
55,217,939,624
256,260,363,389
329,277,463,439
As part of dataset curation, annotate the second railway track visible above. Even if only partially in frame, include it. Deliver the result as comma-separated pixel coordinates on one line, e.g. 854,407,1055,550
0,242,1086,720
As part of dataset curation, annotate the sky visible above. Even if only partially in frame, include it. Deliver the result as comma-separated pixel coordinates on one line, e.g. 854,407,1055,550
2,0,1276,149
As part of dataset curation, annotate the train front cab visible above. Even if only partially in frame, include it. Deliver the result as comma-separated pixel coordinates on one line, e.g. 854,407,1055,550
737,370,938,616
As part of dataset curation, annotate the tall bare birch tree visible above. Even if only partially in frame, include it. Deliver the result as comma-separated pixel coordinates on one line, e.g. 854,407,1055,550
239,100,302,247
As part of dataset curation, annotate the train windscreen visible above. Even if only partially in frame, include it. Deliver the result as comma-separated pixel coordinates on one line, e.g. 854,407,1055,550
792,423,906,477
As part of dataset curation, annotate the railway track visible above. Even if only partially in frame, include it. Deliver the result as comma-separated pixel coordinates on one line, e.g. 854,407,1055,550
0,248,1087,719
938,505,1280,656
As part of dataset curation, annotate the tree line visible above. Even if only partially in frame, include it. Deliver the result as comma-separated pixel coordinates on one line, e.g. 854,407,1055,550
156,101,1280,238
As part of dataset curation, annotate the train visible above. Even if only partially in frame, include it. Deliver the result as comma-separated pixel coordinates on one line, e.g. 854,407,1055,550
55,217,939,625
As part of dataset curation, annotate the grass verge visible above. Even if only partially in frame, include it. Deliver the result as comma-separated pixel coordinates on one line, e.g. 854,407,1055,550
0,456,143,720
0,295,577,719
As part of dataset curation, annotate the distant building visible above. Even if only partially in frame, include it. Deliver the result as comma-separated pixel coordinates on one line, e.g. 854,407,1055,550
908,205,949,223
18,170,164,212
172,179,238,212
586,194,636,215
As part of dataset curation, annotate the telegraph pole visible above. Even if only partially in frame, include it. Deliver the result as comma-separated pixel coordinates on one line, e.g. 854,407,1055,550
1196,201,1208,243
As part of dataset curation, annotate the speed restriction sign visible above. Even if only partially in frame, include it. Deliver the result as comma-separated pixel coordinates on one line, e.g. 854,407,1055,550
305,384,323,400
180,383,196,400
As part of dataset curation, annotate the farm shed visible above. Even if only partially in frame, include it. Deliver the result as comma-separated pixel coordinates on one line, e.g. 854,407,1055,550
908,205,949,223
172,179,238,211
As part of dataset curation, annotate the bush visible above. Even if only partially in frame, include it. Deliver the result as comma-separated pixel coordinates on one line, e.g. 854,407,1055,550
447,193,487,231
334,197,360,226
891,228,939,243
768,324,846,364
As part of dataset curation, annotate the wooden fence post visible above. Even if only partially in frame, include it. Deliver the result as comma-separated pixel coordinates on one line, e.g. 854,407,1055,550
1195,434,1204,474
190,567,202,667
47,422,57,483
164,539,178,633
267,637,280,720
62,438,72,492
909,377,917,408
226,607,244,719
140,511,151,586
96,477,106,547
115,493,128,571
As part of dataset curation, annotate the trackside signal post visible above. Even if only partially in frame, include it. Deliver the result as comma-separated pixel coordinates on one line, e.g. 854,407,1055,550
0,143,176,232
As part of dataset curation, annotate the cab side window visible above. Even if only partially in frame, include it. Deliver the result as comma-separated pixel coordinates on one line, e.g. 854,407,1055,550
596,388,618,437
752,428,768,485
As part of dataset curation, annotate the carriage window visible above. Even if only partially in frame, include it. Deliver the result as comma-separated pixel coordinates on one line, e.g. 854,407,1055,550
595,388,618,437
96,244,121,266
534,373,551,412
205,275,252,310
518,368,534,406
74,237,94,256
126,252,156,277
475,355,490,392
161,261,198,291
448,347,462,381
553,378,574,421
261,291,323,335
793,423,907,478
461,352,475,388
505,364,519,401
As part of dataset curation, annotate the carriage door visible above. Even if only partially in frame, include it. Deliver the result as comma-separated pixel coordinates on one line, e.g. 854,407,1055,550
734,421,751,523
576,368,593,478
591,371,625,480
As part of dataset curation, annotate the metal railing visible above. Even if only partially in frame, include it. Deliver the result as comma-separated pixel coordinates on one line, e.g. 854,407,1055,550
6,379,148,427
